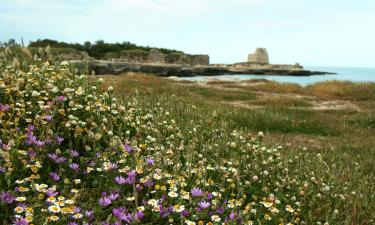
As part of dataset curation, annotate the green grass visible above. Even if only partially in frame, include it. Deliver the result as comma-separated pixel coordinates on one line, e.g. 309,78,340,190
99,73,375,224
225,107,339,136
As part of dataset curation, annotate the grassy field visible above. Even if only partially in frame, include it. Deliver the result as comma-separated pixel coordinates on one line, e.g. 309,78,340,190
1,47,374,225
101,73,375,224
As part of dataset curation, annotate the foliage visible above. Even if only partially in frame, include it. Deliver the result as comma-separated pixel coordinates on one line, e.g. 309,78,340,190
0,48,373,224
28,39,183,59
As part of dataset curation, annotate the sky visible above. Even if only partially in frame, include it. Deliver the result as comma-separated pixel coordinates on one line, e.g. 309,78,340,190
0,0,375,67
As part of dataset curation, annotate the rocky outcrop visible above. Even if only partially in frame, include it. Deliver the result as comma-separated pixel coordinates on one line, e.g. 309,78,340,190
248,48,269,64
72,60,335,77
103,50,209,65
165,54,209,65
148,49,165,63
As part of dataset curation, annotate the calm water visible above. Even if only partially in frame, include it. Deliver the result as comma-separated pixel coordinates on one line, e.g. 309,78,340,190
178,66,375,85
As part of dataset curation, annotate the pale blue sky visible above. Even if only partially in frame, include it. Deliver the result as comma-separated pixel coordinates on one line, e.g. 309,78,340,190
1,0,374,67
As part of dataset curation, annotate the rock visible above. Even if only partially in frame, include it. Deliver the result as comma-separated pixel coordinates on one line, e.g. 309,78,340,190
248,48,269,64
191,55,209,65
148,49,165,63
71,60,334,77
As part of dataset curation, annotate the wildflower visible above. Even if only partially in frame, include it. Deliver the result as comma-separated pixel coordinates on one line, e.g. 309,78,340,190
0,104,10,111
48,205,61,213
211,215,221,222
198,200,211,209
12,217,29,225
99,197,112,206
49,215,59,221
134,210,144,220
45,114,52,121
69,163,80,172
49,172,60,182
15,197,26,202
185,220,196,225
108,192,120,201
0,192,15,203
69,149,79,157
124,143,134,153
262,201,273,208
285,205,294,213
56,156,66,164
73,213,83,219
168,191,179,198
115,176,126,185
191,187,204,197
55,136,64,144
14,206,25,213
146,157,155,166
57,96,66,102
264,214,271,220
67,222,78,225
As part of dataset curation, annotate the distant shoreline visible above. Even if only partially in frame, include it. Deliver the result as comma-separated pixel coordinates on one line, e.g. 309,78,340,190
72,60,335,77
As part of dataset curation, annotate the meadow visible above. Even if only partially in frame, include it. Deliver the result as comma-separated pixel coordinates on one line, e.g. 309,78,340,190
0,47,374,225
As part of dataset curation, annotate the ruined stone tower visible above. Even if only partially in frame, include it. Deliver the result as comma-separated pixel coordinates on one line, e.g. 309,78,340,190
248,48,269,64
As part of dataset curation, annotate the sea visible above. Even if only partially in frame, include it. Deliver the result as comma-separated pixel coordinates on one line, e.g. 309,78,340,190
177,66,375,86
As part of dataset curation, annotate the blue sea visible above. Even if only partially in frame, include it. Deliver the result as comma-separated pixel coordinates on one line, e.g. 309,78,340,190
178,66,375,85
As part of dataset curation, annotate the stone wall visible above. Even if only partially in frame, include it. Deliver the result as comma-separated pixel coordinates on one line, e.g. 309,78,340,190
248,48,269,64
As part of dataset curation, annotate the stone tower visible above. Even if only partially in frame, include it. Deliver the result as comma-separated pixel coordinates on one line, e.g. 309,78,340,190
248,48,269,64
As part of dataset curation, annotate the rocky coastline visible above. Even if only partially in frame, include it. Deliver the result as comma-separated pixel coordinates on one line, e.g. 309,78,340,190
72,60,335,77
70,48,335,77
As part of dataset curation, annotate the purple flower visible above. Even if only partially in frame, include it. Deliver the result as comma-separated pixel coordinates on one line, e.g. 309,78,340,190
229,212,236,220
49,172,60,182
13,217,28,225
108,162,118,171
67,222,78,225
0,192,15,204
45,115,52,121
207,192,213,200
70,149,79,157
99,197,112,206
136,184,143,192
56,136,64,144
57,96,66,102
146,157,154,166
134,210,144,220
56,156,66,164
27,150,36,157
191,187,203,197
198,200,211,209
181,209,189,217
46,189,58,197
114,176,126,185
112,207,125,218
27,124,35,132
34,140,45,147
124,170,137,184
0,104,10,111
47,153,58,161
85,210,95,220
124,144,133,154
108,192,120,201
26,133,37,145
74,207,82,213
216,206,225,214
69,163,80,172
